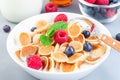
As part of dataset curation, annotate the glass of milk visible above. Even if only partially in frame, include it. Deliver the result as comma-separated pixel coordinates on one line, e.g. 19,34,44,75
0,0,43,23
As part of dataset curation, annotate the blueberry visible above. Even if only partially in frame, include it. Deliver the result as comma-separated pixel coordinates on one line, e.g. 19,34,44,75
92,7,100,12
85,6,95,15
94,13,105,20
82,30,90,38
83,42,92,52
31,27,36,32
110,0,118,3
65,46,75,57
100,8,107,15
116,33,120,41
3,25,11,33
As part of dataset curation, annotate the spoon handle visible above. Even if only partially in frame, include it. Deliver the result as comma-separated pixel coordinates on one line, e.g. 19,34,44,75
100,34,120,52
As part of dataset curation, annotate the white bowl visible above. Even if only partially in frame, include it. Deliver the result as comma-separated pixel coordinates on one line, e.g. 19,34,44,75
7,12,111,80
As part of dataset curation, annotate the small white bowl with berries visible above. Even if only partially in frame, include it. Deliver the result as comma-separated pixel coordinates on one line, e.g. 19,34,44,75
79,0,120,23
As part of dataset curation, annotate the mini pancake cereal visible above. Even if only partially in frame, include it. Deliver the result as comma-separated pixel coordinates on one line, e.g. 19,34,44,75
15,13,107,72
39,46,54,56
32,34,41,44
51,51,68,62
47,57,54,71
59,42,69,52
19,32,31,46
68,22,82,38
40,56,49,71
85,36,100,45
60,62,77,72
85,55,101,65
69,41,83,52
67,53,83,63
36,19,48,29
15,50,23,62
21,44,38,57
73,34,85,43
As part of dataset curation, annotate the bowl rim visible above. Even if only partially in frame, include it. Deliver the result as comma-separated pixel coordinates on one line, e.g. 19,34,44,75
6,12,111,75
79,0,120,8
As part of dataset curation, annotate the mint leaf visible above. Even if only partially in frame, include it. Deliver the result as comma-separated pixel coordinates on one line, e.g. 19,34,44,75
40,34,52,46
46,21,68,37
46,27,56,38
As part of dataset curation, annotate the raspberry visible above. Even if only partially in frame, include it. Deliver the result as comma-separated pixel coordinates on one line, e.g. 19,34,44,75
85,0,96,3
90,25,95,32
54,30,68,44
45,3,58,12
95,0,109,5
104,8,116,18
54,14,68,22
27,55,43,70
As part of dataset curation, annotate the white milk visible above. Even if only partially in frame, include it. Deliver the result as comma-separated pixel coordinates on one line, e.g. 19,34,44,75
1,0,43,23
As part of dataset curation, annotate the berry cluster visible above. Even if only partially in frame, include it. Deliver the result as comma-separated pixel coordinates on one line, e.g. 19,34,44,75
83,0,119,20
28,14,69,70
85,0,118,5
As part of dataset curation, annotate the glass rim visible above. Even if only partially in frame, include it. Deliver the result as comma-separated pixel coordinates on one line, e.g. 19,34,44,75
79,0,120,8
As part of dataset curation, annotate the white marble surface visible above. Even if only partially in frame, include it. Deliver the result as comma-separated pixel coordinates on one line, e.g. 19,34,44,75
0,0,120,80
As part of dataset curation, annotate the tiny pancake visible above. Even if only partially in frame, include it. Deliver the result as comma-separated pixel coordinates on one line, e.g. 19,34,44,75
85,36,100,45
51,51,68,62
91,44,107,57
67,53,83,63
59,42,69,52
54,43,60,53
77,60,84,68
68,22,82,38
69,41,83,52
39,46,54,56
60,62,76,72
85,55,101,65
35,23,51,33
48,57,54,71
68,36,72,42
59,47,66,52
40,56,49,71
54,61,60,70
19,32,31,46
82,18,94,27
73,34,85,44
15,50,23,62
21,45,38,57
32,34,41,44
36,19,48,29
60,42,69,48
79,50,85,54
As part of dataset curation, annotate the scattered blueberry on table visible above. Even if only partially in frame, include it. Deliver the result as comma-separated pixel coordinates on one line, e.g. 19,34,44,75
116,33,120,41
3,25,11,33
